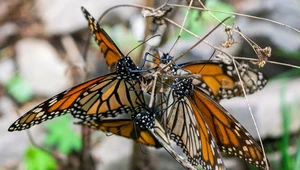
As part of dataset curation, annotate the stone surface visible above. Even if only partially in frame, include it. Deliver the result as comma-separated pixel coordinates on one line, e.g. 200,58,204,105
235,0,300,50
0,58,15,83
15,38,71,97
35,0,141,35
0,23,18,45
0,97,44,166
92,133,186,170
221,78,300,139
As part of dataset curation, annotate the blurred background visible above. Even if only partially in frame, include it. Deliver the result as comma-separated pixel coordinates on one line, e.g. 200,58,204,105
0,0,300,170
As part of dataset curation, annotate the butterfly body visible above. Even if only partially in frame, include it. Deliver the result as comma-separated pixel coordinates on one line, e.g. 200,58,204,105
132,111,155,130
116,56,141,80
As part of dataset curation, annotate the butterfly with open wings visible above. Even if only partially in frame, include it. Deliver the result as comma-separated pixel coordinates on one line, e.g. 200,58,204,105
8,7,145,131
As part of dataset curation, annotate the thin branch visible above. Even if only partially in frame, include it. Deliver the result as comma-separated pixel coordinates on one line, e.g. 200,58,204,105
231,60,269,170
168,3,300,34
170,0,194,57
233,56,300,69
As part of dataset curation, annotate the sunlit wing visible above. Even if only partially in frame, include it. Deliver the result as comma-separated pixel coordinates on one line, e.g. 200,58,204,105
8,73,144,131
179,60,268,101
191,88,269,169
82,7,123,68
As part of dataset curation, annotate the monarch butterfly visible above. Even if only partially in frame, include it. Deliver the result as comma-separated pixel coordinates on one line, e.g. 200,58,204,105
8,7,144,131
139,52,269,169
163,78,226,169
164,77,269,169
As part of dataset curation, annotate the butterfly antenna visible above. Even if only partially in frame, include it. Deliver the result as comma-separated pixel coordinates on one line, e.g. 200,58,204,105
168,35,181,54
125,34,161,57
197,49,217,74
159,16,233,73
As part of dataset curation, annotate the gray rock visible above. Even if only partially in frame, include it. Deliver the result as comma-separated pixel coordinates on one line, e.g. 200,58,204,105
236,0,300,50
0,58,15,83
0,97,44,166
35,0,140,35
220,78,300,139
15,38,71,97
91,135,132,170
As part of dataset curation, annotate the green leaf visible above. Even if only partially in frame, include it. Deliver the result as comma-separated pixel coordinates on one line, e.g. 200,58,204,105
275,48,300,60
181,9,204,39
103,25,140,56
295,138,300,170
24,146,57,170
44,115,82,154
180,0,234,39
279,81,298,170
4,74,33,103
202,0,235,24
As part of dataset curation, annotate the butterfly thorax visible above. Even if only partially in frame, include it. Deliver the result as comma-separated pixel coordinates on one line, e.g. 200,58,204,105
116,56,140,80
131,112,155,130
172,78,193,100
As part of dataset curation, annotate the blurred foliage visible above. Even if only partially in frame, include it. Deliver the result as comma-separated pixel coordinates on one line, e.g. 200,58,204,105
4,74,33,104
295,139,300,169
24,146,57,170
276,48,300,60
279,81,299,170
181,9,204,38
273,68,300,79
181,0,234,39
280,81,291,170
44,115,82,154
104,25,140,59
202,0,234,23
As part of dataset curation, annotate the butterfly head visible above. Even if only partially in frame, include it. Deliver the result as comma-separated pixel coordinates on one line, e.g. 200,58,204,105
132,111,155,130
161,53,180,76
116,56,140,80
160,53,173,64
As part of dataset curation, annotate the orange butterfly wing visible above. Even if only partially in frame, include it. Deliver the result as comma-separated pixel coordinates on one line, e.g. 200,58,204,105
8,73,143,131
82,7,123,68
166,88,225,170
79,119,197,170
78,119,162,148
9,8,144,132
180,61,267,101
191,88,269,169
